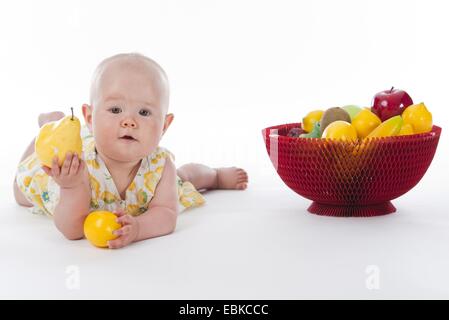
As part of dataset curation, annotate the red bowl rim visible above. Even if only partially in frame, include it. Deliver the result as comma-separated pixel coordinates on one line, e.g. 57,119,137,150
262,123,442,145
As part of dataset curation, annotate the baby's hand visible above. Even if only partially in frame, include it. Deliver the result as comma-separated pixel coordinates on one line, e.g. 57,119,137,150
42,153,87,189
108,209,140,249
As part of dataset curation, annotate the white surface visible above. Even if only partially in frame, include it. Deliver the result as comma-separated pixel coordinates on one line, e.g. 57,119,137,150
2,152,449,299
1,0,449,299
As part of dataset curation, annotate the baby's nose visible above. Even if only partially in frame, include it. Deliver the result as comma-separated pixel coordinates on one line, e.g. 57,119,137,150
121,119,137,128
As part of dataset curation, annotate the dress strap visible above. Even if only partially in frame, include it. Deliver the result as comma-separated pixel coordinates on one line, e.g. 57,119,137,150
80,125,96,160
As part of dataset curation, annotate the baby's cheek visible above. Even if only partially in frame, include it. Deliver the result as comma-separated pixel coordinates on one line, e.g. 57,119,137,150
148,121,164,139
93,117,113,135
146,133,161,148
94,123,116,146
142,129,162,152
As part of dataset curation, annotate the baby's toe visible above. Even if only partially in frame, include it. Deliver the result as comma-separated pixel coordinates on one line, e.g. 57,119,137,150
236,182,248,190
238,174,248,182
237,171,248,180
215,167,248,190
239,172,248,179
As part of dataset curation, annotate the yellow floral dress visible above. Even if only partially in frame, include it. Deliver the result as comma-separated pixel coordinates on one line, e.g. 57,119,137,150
15,125,205,217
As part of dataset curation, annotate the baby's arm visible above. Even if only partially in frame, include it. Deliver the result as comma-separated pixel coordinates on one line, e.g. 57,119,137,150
107,156,178,249
42,153,91,240
135,156,179,240
53,183,90,240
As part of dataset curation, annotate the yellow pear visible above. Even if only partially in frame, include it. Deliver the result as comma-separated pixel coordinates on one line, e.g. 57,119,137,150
35,108,82,167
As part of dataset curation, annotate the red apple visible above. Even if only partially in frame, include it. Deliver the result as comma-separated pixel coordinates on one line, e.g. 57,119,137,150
371,87,413,121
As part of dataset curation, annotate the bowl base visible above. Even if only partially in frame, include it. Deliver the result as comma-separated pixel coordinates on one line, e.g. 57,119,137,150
308,201,396,217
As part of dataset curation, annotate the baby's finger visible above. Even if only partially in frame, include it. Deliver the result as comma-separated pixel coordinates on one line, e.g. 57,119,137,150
51,157,60,176
108,238,124,249
113,225,132,236
42,166,52,177
114,209,127,218
117,214,133,225
70,154,79,175
61,153,73,176
78,159,85,172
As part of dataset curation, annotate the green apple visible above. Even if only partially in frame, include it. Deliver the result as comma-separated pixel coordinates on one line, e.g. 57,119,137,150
342,105,362,121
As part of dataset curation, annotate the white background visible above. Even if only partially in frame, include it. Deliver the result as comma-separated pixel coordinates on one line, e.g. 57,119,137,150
1,0,449,299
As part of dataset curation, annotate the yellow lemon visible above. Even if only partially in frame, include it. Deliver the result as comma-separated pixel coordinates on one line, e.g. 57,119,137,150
402,102,433,134
35,109,82,168
84,211,121,248
302,110,324,133
351,109,382,139
399,123,414,136
366,115,403,139
322,121,358,142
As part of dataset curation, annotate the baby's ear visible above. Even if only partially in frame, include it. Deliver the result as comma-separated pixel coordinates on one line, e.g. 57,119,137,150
82,104,93,129
162,113,174,136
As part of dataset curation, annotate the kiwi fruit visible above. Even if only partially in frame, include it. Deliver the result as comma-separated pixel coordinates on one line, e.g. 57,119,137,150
320,107,351,134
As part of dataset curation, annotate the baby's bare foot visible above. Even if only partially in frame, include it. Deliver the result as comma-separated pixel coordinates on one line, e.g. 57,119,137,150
38,111,65,128
215,167,248,190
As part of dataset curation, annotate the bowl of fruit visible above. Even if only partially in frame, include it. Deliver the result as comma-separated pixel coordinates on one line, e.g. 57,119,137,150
262,88,442,217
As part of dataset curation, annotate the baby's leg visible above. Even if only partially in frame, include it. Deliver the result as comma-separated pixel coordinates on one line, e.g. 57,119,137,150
177,163,248,192
13,111,65,206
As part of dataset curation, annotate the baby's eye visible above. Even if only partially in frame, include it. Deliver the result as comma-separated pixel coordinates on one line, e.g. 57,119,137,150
139,109,151,117
109,107,122,114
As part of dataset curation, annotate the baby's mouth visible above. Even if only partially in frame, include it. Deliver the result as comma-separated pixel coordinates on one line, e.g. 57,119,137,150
119,135,137,141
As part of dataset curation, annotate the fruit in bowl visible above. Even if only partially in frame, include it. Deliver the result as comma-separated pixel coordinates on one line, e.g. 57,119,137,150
351,109,381,139
302,110,324,133
295,91,432,142
299,122,321,138
402,102,433,134
264,89,441,217
366,115,403,138
342,105,362,120
320,107,351,134
371,87,413,122
322,121,357,141
399,123,414,136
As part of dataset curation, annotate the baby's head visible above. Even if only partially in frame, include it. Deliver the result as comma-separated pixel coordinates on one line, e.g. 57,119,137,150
82,53,174,163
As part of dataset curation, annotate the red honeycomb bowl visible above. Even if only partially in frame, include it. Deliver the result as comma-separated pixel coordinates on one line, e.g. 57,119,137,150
262,123,442,217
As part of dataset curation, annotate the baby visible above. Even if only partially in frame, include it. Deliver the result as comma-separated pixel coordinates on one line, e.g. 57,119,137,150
13,53,248,249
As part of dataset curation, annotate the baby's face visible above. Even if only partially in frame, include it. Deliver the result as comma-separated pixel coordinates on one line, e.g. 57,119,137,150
83,60,171,163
